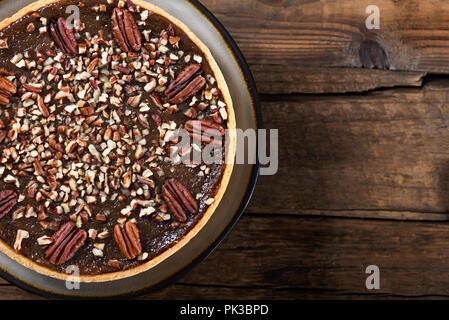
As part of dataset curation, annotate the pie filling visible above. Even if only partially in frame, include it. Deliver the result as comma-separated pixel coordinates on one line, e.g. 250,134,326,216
0,0,230,275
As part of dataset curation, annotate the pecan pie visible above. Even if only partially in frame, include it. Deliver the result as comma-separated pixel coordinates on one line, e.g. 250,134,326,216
0,0,235,281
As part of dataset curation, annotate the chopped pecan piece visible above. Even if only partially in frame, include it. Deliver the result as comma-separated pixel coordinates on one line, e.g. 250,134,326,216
162,178,198,222
0,130,7,144
49,17,78,54
45,221,87,265
14,230,29,251
0,39,7,49
22,83,43,93
19,77,43,93
165,64,206,104
108,259,121,269
126,0,138,12
0,190,17,219
184,120,225,146
113,221,142,260
0,75,16,106
111,8,142,52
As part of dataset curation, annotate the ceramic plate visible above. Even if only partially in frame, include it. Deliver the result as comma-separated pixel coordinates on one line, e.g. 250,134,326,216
0,0,261,298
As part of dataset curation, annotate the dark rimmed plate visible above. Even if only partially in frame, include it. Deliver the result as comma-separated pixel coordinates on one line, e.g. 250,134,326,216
0,0,261,298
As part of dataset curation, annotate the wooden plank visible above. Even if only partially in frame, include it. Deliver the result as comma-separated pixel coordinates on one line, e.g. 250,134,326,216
3,214,449,299
138,214,449,299
0,285,43,299
202,0,449,73
247,78,449,220
139,285,364,300
252,65,425,94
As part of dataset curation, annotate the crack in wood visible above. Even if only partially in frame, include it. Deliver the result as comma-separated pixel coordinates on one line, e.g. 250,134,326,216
252,65,426,95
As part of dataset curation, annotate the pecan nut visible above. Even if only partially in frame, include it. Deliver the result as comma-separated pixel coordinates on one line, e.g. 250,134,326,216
165,64,206,104
45,221,87,265
0,75,17,105
0,68,13,76
185,119,225,146
0,130,6,143
0,190,17,219
49,17,78,54
113,221,142,260
162,178,198,222
111,8,142,53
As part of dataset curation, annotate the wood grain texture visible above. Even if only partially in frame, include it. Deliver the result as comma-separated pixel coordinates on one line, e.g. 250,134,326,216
252,65,425,94
247,78,449,221
200,0,449,95
201,0,449,73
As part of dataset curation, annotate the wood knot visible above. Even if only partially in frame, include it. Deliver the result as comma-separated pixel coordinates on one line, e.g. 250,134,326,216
359,40,389,69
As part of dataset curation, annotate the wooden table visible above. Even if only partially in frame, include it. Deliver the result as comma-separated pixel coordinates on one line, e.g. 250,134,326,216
5,0,449,299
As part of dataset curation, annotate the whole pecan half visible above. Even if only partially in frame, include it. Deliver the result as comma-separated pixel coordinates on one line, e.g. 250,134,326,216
113,221,142,260
111,8,142,53
162,178,198,222
0,190,17,219
185,119,225,146
0,75,17,105
45,221,87,265
165,64,206,104
49,17,78,54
